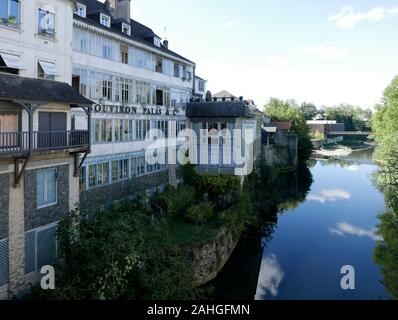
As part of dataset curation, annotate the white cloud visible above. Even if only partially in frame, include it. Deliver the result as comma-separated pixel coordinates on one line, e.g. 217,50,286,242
329,5,398,29
255,254,284,299
266,55,292,68
329,222,382,241
295,45,351,61
225,21,236,29
307,189,351,203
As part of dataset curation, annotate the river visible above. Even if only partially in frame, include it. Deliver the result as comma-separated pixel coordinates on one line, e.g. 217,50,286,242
211,148,390,300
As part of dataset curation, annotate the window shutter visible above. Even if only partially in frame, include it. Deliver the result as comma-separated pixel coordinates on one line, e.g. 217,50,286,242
37,225,57,270
24,231,36,275
0,239,8,287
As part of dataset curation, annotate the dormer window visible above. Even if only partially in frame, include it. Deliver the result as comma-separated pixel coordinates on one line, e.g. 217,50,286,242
75,3,86,18
154,37,161,47
122,23,131,35
100,13,110,28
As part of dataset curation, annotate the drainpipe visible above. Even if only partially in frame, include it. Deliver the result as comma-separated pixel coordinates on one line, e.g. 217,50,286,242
192,65,196,98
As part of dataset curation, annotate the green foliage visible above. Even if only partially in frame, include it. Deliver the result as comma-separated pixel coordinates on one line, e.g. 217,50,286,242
153,184,196,218
322,104,372,131
264,98,313,163
372,75,398,184
26,201,208,300
182,164,241,202
185,202,214,225
374,209,398,300
300,102,317,120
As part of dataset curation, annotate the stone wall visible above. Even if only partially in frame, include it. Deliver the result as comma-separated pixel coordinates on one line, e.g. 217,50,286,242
262,133,298,168
190,227,240,285
24,165,70,231
80,170,169,211
0,173,9,240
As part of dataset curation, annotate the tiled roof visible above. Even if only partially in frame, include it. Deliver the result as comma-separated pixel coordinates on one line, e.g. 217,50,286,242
76,0,194,64
0,73,93,106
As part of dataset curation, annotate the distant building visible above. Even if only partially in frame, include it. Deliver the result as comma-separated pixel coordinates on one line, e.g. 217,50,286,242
194,75,207,100
306,120,345,138
270,121,292,133
212,90,238,102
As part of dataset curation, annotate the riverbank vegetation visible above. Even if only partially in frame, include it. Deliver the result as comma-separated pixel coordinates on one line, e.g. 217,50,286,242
372,75,398,300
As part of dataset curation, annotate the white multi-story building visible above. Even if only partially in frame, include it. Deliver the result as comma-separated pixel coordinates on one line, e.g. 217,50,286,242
194,75,207,100
0,0,91,299
70,0,196,209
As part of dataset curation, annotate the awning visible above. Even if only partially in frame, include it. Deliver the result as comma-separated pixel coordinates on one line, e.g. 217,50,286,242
39,60,58,76
0,53,24,70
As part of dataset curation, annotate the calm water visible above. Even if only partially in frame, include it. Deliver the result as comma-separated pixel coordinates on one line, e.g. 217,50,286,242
213,149,390,300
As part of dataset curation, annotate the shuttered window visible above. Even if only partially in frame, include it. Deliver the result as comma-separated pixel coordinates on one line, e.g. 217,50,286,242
0,239,8,287
24,224,57,275
37,168,57,208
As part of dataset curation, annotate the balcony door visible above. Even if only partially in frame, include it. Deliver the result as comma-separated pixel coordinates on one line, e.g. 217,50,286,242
38,112,67,149
0,113,19,150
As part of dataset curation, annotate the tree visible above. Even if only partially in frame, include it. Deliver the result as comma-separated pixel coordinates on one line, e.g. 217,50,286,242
264,98,313,163
372,75,398,184
300,102,317,120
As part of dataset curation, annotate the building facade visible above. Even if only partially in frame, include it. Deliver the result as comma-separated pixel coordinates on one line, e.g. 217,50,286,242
70,0,196,209
0,0,91,299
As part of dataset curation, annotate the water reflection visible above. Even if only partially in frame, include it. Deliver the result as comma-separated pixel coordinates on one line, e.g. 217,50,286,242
212,149,392,300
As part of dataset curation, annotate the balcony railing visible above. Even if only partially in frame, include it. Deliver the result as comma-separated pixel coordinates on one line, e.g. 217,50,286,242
0,131,89,155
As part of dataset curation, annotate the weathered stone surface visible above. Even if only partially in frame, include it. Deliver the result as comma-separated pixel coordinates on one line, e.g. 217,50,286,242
24,165,70,231
79,170,169,211
0,173,9,240
190,227,240,285
8,175,25,298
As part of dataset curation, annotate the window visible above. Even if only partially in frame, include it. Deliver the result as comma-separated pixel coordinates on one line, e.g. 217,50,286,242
136,157,145,176
174,63,180,77
154,37,161,47
38,7,55,38
157,120,168,138
97,162,109,186
0,0,20,29
0,52,22,75
102,45,112,59
111,159,129,182
135,81,151,104
100,13,110,27
88,164,96,188
155,56,162,73
94,119,112,144
187,71,192,81
102,80,112,100
136,120,150,140
156,89,163,106
120,44,129,64
38,61,56,80
37,168,57,208
75,3,86,18
199,80,205,92
122,23,131,35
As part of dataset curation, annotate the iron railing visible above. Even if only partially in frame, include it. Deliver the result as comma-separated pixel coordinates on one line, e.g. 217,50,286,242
0,130,89,155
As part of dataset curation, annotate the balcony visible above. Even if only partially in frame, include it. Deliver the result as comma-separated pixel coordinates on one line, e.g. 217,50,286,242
0,130,90,157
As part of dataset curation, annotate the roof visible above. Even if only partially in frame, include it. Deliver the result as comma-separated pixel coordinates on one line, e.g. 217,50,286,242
195,75,207,82
0,73,93,106
262,126,278,133
186,101,250,118
75,0,194,64
270,121,292,131
213,90,237,99
307,120,337,125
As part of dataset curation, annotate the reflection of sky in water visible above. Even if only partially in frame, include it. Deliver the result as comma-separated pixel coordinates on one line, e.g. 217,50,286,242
329,222,382,241
257,157,389,300
307,189,351,203
255,254,284,300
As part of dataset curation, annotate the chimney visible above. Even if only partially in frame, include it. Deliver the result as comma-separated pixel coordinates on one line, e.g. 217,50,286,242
107,0,131,22
163,40,169,49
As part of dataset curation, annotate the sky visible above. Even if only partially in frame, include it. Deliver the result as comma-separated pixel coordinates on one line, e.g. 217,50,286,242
130,0,398,109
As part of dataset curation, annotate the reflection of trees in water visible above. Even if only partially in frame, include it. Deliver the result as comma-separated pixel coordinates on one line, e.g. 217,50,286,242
210,165,313,300
373,180,398,300
373,146,398,300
